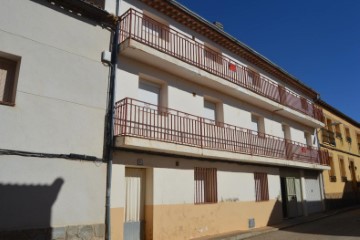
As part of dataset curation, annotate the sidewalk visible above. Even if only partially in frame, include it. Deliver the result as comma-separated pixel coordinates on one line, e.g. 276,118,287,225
192,205,360,240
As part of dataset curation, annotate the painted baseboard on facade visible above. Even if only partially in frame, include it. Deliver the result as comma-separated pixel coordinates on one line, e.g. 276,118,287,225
111,208,124,240
0,223,105,240
143,200,282,240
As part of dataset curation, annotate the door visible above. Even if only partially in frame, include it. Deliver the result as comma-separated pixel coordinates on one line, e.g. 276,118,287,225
286,177,299,218
124,168,146,240
305,172,322,214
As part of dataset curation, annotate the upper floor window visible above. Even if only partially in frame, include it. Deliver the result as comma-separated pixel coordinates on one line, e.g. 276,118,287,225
338,156,347,182
328,155,336,182
345,127,351,143
357,133,360,154
0,55,19,106
335,123,342,139
326,118,333,132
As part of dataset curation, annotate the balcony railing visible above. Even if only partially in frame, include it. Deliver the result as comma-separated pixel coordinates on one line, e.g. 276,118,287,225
114,98,329,166
119,9,324,122
321,129,336,146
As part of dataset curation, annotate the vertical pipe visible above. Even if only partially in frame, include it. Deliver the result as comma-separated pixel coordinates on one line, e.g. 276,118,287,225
105,1,120,240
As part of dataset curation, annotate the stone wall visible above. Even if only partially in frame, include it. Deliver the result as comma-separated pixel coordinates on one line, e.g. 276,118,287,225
0,224,105,240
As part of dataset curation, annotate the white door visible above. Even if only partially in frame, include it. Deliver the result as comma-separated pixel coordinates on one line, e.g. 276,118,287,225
305,172,322,214
124,168,146,240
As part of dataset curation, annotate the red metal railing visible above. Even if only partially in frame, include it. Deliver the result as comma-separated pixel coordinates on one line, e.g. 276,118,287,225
119,9,324,122
114,98,329,165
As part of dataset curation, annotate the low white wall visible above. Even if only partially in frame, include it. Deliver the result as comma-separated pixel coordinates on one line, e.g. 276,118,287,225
0,156,107,230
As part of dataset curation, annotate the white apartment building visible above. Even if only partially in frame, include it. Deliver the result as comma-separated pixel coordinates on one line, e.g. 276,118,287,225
107,0,331,239
0,0,331,240
0,0,113,239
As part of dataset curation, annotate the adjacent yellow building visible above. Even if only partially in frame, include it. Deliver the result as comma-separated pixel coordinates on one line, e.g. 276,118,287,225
318,100,360,209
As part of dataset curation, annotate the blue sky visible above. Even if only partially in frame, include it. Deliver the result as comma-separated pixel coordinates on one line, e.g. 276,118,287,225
177,0,360,121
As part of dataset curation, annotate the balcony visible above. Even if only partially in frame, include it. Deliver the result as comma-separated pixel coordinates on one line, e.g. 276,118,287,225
321,129,336,146
114,98,330,168
119,9,324,123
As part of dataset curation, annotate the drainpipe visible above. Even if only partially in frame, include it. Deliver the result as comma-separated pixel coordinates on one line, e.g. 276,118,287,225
314,98,327,211
105,1,120,240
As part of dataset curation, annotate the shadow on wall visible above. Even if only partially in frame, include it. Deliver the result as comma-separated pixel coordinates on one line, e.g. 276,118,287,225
266,199,283,226
325,179,360,210
0,178,64,239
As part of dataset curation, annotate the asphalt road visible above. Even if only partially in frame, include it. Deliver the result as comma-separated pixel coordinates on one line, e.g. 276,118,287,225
245,208,360,240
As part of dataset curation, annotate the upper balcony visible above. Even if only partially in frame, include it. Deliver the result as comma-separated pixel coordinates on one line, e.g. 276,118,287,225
118,9,324,127
114,98,330,170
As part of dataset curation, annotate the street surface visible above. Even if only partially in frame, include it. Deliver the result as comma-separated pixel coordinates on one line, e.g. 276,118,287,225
246,208,360,240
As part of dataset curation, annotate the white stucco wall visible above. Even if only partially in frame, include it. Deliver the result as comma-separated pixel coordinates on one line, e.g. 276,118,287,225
117,56,316,146
0,156,107,229
0,0,110,158
114,152,282,206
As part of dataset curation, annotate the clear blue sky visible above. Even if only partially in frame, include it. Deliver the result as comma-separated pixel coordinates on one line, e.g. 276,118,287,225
177,0,360,122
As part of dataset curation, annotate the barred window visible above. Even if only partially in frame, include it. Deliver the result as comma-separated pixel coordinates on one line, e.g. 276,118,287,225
254,172,269,201
194,168,217,204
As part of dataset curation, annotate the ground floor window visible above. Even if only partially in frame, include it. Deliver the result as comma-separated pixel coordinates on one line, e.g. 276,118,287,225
194,167,217,204
254,172,269,201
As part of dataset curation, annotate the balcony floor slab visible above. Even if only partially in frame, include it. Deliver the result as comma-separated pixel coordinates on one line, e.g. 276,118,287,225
115,136,330,171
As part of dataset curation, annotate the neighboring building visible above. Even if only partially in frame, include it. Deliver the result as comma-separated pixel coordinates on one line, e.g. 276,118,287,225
317,100,360,209
108,0,330,239
0,0,113,239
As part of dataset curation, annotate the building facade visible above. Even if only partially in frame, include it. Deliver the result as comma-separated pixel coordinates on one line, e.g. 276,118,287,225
0,0,113,238
318,100,360,209
108,0,330,239
1,1,344,240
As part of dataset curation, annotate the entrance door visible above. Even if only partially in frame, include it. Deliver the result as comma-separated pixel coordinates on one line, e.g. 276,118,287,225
124,168,146,240
286,177,299,218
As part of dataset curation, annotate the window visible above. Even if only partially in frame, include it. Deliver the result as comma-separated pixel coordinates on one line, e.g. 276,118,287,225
194,168,217,204
329,155,336,182
345,127,351,143
335,124,342,139
0,56,18,105
254,172,269,201
138,80,161,108
339,156,347,182
357,133,360,154
203,99,223,125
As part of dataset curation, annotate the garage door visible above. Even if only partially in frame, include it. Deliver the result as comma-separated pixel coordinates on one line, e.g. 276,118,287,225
305,171,323,214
